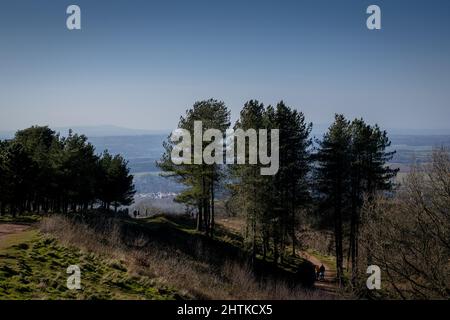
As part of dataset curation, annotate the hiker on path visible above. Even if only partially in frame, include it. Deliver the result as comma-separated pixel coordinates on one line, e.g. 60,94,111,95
319,264,325,281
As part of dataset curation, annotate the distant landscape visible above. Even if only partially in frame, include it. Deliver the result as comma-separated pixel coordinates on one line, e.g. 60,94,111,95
3,127,443,216
86,130,450,191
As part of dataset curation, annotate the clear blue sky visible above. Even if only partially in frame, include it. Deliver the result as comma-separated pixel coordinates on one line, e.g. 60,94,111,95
0,0,449,132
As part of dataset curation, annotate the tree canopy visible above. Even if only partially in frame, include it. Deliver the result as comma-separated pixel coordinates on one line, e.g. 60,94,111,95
0,126,135,216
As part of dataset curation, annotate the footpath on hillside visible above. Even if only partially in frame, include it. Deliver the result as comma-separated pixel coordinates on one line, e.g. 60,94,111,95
300,251,339,296
0,224,30,242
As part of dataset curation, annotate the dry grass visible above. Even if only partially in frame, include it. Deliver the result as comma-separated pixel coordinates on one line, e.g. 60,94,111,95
39,215,333,300
216,216,246,235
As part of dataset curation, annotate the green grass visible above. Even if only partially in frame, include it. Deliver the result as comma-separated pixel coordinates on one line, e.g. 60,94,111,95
0,230,178,300
0,229,37,251
306,249,336,269
0,213,331,299
0,214,41,224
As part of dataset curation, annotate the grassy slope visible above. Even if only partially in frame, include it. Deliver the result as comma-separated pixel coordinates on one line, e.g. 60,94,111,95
0,226,177,300
0,214,41,224
306,249,336,270
1,213,322,300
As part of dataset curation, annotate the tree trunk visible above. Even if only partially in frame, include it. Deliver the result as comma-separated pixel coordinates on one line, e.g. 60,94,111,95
263,234,268,261
334,198,344,287
291,208,296,256
350,207,358,286
197,202,203,231
251,215,257,265
210,177,215,237
11,204,16,218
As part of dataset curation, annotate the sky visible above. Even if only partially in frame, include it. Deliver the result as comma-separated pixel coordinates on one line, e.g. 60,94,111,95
0,0,449,133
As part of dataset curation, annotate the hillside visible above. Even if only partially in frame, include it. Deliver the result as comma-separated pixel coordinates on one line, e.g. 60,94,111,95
0,221,179,300
0,213,330,300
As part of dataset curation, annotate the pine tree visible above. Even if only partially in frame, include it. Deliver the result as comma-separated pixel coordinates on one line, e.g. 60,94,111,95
231,100,312,264
0,140,8,216
158,99,230,236
99,151,135,212
0,126,135,216
315,114,352,285
2,142,37,216
315,116,398,286
58,131,99,212
273,101,312,257
231,100,272,262
14,126,60,212
348,119,398,284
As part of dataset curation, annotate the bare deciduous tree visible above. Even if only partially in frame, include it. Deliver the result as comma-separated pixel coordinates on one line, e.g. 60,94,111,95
360,149,450,299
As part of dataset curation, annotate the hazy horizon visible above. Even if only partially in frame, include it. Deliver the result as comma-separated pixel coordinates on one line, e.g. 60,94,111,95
2,123,450,140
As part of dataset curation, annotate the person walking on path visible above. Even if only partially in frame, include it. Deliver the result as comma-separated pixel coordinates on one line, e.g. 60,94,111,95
319,264,326,281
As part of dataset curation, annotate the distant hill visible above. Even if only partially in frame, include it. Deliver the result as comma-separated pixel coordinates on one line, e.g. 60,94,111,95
2,125,449,194
311,123,450,138
2,124,449,140
54,125,170,137
390,135,450,148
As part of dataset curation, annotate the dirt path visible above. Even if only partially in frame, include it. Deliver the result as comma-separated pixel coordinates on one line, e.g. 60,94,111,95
0,224,30,242
300,251,338,296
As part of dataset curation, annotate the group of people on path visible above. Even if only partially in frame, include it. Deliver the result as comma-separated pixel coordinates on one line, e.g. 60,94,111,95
315,264,326,281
